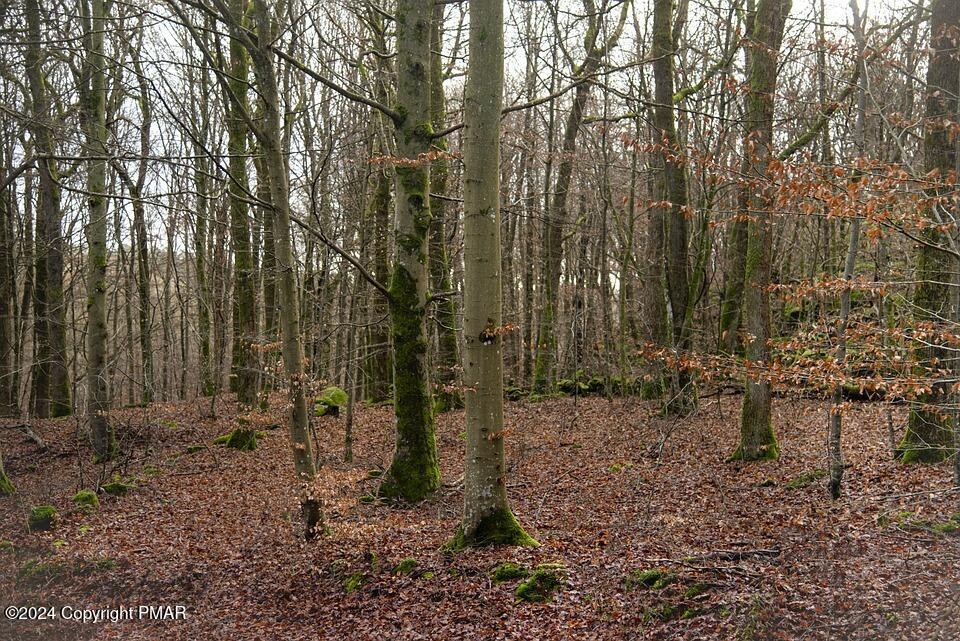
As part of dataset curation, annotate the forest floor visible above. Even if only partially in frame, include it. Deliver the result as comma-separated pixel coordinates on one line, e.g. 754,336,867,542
1,393,958,640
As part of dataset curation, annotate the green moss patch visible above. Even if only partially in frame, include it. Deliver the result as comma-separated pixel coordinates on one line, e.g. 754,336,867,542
101,479,136,497
392,557,417,575
186,444,205,454
786,469,827,489
72,490,99,511
625,568,675,591
0,471,14,496
343,572,365,593
515,564,565,602
445,508,539,550
214,428,259,451
490,561,530,583
28,505,58,532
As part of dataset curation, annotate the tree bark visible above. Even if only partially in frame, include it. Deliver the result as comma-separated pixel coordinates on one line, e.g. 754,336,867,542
82,0,114,460
729,0,791,462
900,0,960,464
429,4,462,413
453,0,537,549
378,0,441,503
26,0,71,418
245,0,323,536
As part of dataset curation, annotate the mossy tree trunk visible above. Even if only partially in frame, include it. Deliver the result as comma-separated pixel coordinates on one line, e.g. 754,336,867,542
243,0,323,535
717,0,755,357
428,4,462,414
652,0,696,415
378,0,441,503
81,0,114,461
729,0,790,462
0,449,13,495
224,0,258,407
901,0,960,464
26,0,71,419
455,0,536,549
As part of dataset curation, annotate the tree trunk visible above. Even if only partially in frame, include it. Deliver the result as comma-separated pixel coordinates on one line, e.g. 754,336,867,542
729,0,791,462
429,4,462,413
378,0,441,503
83,0,114,461
453,0,537,549
246,0,323,536
225,0,258,407
652,0,696,415
900,0,960,464
26,0,71,418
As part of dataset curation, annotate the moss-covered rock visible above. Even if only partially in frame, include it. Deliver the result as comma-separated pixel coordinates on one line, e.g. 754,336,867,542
490,561,529,583
316,386,348,417
515,564,565,602
786,469,826,489
72,490,99,511
101,479,136,497
28,505,58,532
214,428,258,451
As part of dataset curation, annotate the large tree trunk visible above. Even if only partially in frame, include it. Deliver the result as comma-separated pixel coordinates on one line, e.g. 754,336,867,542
378,0,441,503
729,0,791,462
452,0,536,549
83,0,114,461
246,0,323,536
900,0,960,464
26,0,71,419
652,0,696,415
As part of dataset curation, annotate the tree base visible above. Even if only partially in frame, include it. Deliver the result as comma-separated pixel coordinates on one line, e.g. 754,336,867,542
898,444,953,464
378,455,440,503
726,439,780,462
445,507,539,551
899,410,955,464
301,497,326,540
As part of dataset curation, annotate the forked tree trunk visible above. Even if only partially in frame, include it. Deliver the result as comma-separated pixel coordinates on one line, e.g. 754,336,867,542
244,0,323,535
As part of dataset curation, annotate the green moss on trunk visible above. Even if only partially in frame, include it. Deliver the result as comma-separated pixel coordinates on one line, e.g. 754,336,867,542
899,406,954,463
380,267,440,502
446,507,539,550
0,471,14,496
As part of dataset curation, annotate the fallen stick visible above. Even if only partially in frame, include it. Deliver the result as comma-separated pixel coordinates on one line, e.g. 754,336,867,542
2,423,47,450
